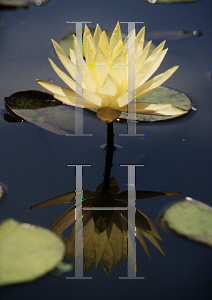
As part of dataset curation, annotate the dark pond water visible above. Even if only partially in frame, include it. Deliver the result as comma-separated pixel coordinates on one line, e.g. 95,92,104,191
0,0,212,299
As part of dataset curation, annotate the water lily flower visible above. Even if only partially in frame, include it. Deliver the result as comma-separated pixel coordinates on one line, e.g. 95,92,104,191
36,22,186,122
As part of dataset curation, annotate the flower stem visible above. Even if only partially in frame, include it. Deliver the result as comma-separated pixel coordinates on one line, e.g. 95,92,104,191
102,122,115,193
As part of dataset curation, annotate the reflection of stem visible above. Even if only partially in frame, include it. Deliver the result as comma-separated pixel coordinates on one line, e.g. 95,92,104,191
102,122,114,193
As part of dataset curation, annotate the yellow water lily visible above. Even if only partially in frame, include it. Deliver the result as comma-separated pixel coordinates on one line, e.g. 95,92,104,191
37,22,185,122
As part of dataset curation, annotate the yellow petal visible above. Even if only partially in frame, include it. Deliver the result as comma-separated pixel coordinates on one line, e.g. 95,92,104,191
93,23,102,48
135,40,152,75
98,74,117,103
97,31,110,61
36,80,101,108
48,59,79,91
51,39,77,81
83,24,96,65
36,79,75,97
123,28,135,52
82,62,97,93
135,26,145,56
94,47,109,87
110,92,128,109
109,22,122,52
109,49,128,90
136,66,179,98
69,36,76,64
120,102,186,116
136,48,168,87
137,41,166,85
112,39,124,59
96,108,121,122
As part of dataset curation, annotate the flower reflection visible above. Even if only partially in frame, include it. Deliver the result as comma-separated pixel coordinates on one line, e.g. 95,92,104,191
31,178,180,275
36,22,186,122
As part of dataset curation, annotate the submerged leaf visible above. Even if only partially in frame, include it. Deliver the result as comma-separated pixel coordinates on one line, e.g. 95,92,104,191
0,0,49,8
158,198,212,247
146,30,202,41
141,0,200,3
0,218,65,286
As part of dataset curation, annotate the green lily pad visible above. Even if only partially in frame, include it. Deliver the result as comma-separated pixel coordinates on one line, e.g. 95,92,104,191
4,90,77,135
141,0,200,3
0,0,49,8
0,218,66,286
58,30,156,58
120,86,192,122
158,198,212,247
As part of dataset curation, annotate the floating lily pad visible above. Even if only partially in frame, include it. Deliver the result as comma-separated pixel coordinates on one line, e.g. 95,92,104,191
142,0,200,3
4,90,79,135
158,198,212,247
58,29,156,58
120,86,192,122
146,30,202,41
0,218,66,286
0,0,49,8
